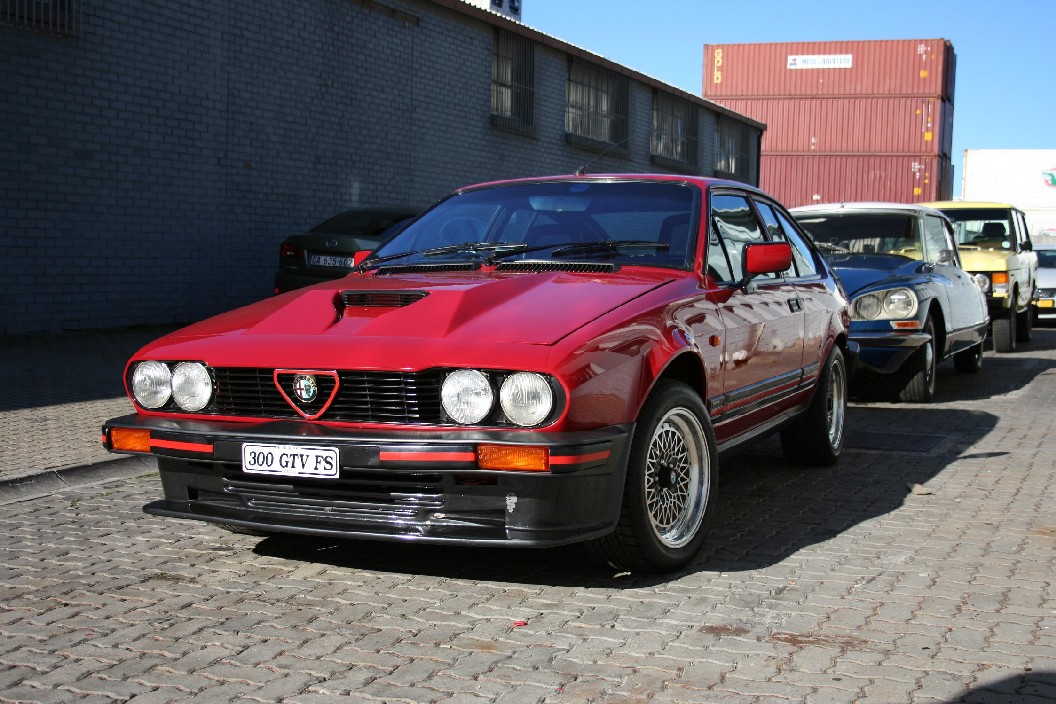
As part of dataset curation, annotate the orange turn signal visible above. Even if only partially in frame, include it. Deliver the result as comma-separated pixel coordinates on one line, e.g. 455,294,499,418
891,321,921,330
992,272,1009,285
477,445,549,472
110,428,151,453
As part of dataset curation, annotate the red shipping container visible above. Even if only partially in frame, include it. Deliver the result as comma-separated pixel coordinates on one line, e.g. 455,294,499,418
760,154,953,208
704,39,956,101
716,97,953,157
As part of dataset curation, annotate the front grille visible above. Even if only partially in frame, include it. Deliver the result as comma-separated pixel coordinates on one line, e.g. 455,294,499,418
212,368,445,423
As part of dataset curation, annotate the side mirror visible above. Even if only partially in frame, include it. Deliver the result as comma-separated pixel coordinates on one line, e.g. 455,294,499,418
744,242,792,276
352,250,372,266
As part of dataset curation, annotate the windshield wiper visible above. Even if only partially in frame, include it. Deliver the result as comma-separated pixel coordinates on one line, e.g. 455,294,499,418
551,240,670,258
358,242,527,270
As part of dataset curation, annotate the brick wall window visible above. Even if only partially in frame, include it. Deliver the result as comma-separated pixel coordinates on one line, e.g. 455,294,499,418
716,116,749,181
652,90,698,168
565,57,629,149
490,29,535,135
1,0,80,35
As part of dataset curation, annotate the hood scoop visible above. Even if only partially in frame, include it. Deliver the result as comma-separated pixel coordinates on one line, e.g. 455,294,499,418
338,290,428,314
496,261,618,274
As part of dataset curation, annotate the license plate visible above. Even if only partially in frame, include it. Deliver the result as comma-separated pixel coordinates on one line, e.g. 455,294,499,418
309,254,355,268
1039,299,1054,309
242,443,339,478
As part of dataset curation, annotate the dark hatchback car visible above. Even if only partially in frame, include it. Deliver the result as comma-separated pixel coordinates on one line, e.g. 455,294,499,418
105,175,851,573
275,207,419,293
792,203,989,402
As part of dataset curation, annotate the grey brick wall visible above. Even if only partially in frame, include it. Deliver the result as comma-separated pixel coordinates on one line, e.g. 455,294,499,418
1,0,761,334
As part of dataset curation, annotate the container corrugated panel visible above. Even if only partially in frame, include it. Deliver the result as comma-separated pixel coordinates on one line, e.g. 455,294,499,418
716,97,953,156
760,154,953,208
704,39,955,100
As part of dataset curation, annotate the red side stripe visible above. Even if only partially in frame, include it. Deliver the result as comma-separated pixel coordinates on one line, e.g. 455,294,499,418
150,439,214,454
379,451,476,462
549,450,611,465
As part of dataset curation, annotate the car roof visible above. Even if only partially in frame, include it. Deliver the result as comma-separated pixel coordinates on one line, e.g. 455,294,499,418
919,200,1018,210
454,173,768,197
790,202,949,217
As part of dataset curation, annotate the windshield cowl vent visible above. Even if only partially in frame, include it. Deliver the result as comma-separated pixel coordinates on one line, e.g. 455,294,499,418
375,263,480,276
496,261,618,274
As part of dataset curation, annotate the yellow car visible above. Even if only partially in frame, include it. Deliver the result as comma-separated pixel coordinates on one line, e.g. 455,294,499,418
921,201,1038,352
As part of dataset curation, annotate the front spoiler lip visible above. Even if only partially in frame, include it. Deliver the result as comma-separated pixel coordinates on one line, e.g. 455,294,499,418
142,501,616,547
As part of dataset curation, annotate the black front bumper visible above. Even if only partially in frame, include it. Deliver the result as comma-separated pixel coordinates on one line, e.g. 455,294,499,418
104,414,633,547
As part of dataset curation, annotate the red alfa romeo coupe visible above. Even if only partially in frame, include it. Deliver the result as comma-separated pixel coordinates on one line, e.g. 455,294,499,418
103,174,852,573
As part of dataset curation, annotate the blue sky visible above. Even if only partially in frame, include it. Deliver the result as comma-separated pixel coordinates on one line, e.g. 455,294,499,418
522,0,1054,196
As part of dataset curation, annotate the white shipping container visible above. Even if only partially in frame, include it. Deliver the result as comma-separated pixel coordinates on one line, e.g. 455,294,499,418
961,149,1056,239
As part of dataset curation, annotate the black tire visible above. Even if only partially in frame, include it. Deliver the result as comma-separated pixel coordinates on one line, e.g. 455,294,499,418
953,340,984,374
780,346,847,466
588,381,717,574
897,318,937,403
1016,302,1033,343
993,310,1016,353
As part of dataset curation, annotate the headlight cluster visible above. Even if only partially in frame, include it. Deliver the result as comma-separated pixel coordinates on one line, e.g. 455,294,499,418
131,361,213,412
851,287,918,321
972,273,991,293
441,370,556,427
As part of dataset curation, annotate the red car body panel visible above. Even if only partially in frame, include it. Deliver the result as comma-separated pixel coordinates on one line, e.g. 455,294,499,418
103,174,850,552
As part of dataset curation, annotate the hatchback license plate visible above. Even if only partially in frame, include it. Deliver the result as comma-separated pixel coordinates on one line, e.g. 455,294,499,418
242,443,339,478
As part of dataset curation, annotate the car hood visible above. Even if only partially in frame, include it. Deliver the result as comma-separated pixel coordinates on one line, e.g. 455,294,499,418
825,254,928,297
136,269,676,367
956,248,1012,273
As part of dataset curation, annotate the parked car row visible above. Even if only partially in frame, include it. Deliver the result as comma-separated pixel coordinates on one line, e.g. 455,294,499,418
102,175,1042,574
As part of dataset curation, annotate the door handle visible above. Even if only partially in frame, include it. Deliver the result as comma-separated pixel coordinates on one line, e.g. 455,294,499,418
787,298,803,313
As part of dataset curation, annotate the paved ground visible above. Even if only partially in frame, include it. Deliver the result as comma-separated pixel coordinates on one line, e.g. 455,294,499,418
1,327,1055,703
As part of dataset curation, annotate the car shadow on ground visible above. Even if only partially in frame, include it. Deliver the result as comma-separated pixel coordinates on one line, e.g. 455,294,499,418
951,671,1056,702
252,405,998,587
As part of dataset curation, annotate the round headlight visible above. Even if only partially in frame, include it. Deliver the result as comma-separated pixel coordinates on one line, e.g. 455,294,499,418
131,361,172,409
973,273,991,293
883,288,918,319
500,373,554,427
441,370,493,425
171,362,213,412
853,293,882,320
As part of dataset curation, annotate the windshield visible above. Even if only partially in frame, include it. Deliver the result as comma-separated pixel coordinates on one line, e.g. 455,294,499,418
794,212,922,259
940,208,1013,248
367,180,699,269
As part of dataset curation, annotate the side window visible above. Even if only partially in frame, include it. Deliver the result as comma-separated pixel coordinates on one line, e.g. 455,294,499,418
755,200,818,277
1016,211,1032,251
922,215,953,265
710,193,767,281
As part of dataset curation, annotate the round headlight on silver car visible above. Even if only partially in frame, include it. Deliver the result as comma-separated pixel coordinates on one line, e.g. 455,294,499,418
131,361,172,409
882,288,918,319
500,372,554,427
171,362,213,412
852,293,882,320
441,370,494,425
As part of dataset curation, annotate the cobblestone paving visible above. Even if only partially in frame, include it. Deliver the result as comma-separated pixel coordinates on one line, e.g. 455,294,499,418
2,332,1056,703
